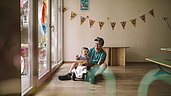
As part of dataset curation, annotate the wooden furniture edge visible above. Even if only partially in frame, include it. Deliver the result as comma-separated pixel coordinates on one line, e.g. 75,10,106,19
103,47,129,48
145,58,171,68
160,48,171,52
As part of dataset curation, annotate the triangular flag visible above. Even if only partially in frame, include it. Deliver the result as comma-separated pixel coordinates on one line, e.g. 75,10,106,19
110,22,116,30
80,16,86,25
99,21,104,30
130,18,136,27
149,9,155,17
63,7,68,12
120,21,126,30
140,14,146,23
70,12,77,20
89,19,95,28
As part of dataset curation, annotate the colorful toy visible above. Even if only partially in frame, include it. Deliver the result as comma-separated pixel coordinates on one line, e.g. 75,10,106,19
72,60,88,81
76,60,88,66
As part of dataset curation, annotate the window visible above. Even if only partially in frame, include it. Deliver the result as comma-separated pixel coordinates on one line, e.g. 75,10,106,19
51,0,57,67
57,0,63,63
51,0,63,68
38,0,50,77
20,0,32,94
20,0,63,95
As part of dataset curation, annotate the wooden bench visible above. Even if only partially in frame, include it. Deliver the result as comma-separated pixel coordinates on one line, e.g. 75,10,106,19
103,47,129,66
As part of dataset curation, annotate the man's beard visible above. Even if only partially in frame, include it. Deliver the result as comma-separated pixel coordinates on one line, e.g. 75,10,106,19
95,47,101,51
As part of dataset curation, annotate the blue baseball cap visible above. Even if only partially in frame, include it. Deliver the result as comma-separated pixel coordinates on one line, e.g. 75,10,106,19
94,37,104,46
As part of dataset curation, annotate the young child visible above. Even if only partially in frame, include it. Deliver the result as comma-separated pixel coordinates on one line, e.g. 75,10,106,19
75,47,92,67
58,47,92,80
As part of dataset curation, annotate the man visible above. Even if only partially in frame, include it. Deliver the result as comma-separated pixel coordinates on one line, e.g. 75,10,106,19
59,37,107,83
88,37,107,74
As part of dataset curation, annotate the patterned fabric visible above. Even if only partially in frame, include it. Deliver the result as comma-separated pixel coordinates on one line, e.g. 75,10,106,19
76,55,91,66
88,47,106,65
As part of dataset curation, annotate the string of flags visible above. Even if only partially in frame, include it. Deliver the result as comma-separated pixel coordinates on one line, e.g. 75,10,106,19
89,19,95,28
70,12,77,20
63,7,155,30
140,14,146,23
81,16,86,25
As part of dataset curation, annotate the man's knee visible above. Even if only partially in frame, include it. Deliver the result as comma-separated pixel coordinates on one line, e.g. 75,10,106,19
101,63,107,67
100,63,107,72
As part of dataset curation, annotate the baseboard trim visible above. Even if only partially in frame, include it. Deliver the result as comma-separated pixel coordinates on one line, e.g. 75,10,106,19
126,61,154,64
126,62,147,63
63,61,149,64
64,61,74,63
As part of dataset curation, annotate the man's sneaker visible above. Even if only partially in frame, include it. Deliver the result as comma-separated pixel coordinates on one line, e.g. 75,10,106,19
58,73,71,80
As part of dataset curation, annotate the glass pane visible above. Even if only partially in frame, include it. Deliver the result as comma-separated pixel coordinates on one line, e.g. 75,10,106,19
38,0,49,77
51,0,57,68
20,0,31,92
57,0,62,63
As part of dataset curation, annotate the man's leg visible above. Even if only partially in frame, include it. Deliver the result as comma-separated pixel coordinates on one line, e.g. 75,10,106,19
58,62,79,80
88,63,107,83
95,63,107,75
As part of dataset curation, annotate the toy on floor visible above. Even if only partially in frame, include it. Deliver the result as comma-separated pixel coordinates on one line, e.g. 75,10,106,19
72,60,88,81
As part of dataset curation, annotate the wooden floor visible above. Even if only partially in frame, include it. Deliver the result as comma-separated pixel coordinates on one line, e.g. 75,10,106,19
34,63,171,96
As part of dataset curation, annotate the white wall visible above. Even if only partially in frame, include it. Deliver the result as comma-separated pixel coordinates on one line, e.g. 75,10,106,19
64,0,171,62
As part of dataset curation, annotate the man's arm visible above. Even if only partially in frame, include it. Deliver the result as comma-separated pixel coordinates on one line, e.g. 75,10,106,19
97,52,106,65
97,59,104,65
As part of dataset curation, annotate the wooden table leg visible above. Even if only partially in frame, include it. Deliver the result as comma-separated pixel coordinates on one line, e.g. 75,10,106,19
117,48,126,66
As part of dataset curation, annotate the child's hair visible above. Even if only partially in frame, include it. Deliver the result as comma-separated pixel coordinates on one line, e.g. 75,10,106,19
82,47,89,51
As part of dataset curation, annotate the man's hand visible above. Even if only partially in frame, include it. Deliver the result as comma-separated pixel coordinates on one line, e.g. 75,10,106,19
97,60,104,65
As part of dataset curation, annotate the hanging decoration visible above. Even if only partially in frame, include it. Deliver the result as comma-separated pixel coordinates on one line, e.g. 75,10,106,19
120,21,126,30
110,22,116,30
80,0,89,10
149,9,155,17
140,14,146,23
41,0,47,45
130,18,136,27
89,19,95,28
80,16,86,25
63,7,68,12
63,7,155,31
70,12,77,20
99,21,105,30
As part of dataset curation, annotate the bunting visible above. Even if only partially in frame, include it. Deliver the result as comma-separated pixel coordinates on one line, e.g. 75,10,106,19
140,14,146,23
80,16,86,25
149,9,155,17
63,7,68,12
120,21,126,30
110,22,116,30
89,19,95,28
99,21,105,30
130,18,136,27
70,12,77,20
65,7,155,31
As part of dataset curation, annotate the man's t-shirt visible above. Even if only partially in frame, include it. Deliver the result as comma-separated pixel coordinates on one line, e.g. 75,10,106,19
88,47,106,65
